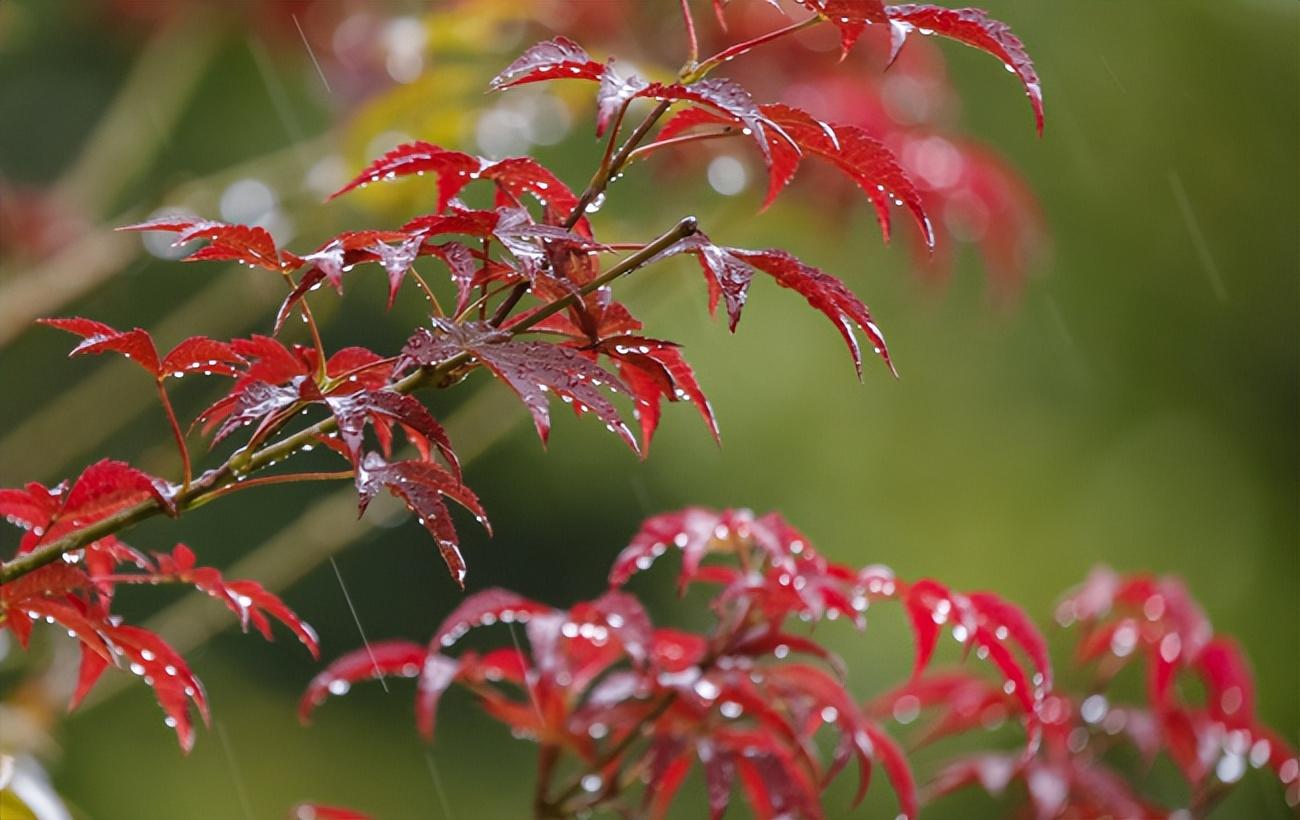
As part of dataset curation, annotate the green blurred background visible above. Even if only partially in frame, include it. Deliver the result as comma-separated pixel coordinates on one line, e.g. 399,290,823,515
0,0,1295,817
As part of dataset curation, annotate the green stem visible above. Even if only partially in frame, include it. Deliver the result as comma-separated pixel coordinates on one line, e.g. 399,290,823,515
0,218,697,586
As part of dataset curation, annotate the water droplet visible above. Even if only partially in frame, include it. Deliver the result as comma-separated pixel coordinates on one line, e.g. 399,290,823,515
1080,694,1108,724
693,678,720,701
892,695,921,724
1217,753,1246,784
328,679,351,695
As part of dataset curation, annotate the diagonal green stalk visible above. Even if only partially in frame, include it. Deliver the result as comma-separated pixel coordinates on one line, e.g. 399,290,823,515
0,217,697,586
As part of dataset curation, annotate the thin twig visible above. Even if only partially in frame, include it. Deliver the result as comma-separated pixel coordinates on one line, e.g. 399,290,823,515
188,471,352,507
680,0,701,66
692,15,823,78
155,380,192,492
626,128,740,163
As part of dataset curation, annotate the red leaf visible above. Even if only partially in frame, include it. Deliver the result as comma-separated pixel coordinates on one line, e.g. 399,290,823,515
326,348,394,389
41,459,175,543
799,1,888,57
489,207,606,271
608,506,729,587
148,544,319,658
327,142,480,208
653,103,931,246
863,722,918,820
885,5,1044,135
119,216,290,271
601,337,719,453
232,335,310,384
372,233,425,308
430,588,553,651
289,804,372,820
415,653,461,740
355,453,490,588
649,629,709,674
400,208,501,241
223,579,320,658
903,579,951,677
672,236,754,330
1196,637,1255,726
925,753,1021,802
207,378,317,445
1159,705,1208,785
868,673,1013,747
159,337,243,379
21,597,112,661
733,632,846,677
658,235,895,375
616,363,665,455
479,157,586,225
0,563,92,606
727,730,822,819
71,640,111,710
39,317,162,377
428,241,479,314
108,623,209,752
300,640,427,723
0,481,64,533
647,744,695,820
640,78,789,165
489,37,605,90
734,248,895,377
292,230,409,294
596,61,648,137
762,104,932,247
403,321,639,454
325,389,459,475
574,589,654,665
969,592,1052,688
701,742,737,820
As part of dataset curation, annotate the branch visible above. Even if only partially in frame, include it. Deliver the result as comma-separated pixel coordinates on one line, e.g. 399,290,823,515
566,100,674,230
492,97,677,330
0,217,698,585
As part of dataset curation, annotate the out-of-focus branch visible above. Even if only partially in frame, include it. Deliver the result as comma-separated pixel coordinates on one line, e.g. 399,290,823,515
0,227,140,348
50,12,224,216
0,267,281,480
